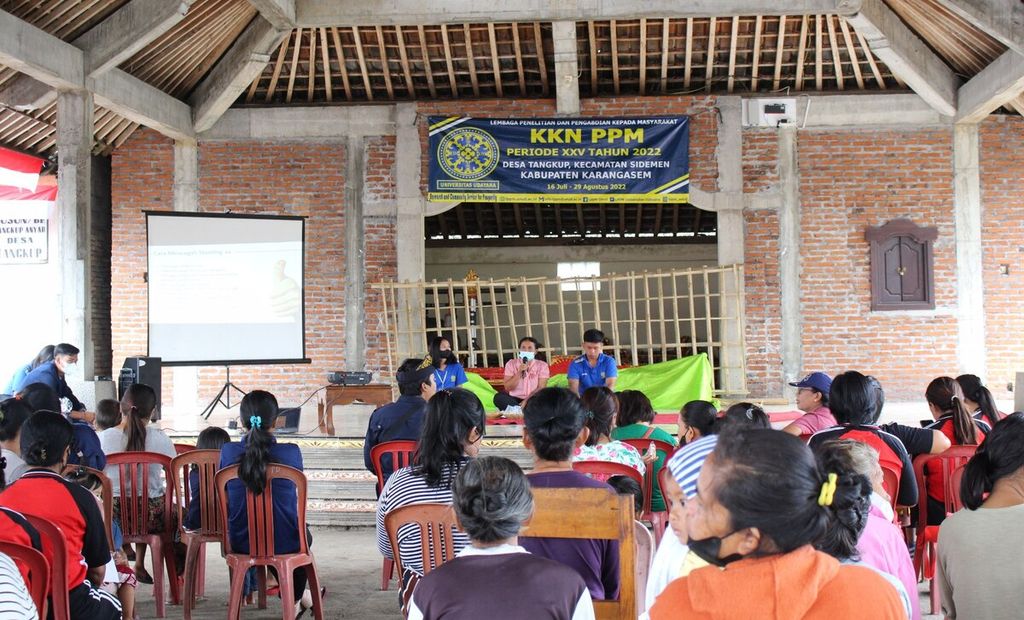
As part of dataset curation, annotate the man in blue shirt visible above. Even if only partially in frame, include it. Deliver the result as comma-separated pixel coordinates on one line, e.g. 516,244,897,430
567,329,618,396
15,343,95,423
363,357,437,491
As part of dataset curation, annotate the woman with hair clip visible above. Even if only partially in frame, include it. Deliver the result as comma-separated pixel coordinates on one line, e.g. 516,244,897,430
219,390,319,616
923,376,989,525
938,412,1024,619
101,381,177,583
427,336,468,390
0,397,33,486
376,388,485,607
649,428,905,619
956,373,1004,427
0,411,122,619
573,387,648,480
407,456,595,620
814,441,915,619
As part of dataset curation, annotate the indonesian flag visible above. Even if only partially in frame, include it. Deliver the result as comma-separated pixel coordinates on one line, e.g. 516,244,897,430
0,147,44,192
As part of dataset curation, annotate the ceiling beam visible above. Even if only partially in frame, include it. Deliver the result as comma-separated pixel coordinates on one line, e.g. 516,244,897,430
931,0,1024,57
293,0,863,27
190,16,289,132
0,8,195,142
845,0,958,116
956,50,1024,124
247,0,297,31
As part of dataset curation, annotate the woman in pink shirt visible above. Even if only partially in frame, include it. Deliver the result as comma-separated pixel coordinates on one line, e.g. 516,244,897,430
493,337,550,412
783,371,837,437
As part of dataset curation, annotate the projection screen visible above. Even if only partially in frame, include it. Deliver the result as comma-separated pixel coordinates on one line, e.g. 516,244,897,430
146,212,308,366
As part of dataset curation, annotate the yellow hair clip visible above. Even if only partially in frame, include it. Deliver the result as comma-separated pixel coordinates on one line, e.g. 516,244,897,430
817,472,838,507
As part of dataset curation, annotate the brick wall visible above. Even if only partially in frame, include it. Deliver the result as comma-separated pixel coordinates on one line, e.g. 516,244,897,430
743,208,783,396
364,216,398,377
980,116,1024,400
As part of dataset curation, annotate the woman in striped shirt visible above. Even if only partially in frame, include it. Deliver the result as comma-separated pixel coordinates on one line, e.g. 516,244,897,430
376,388,486,604
0,551,37,620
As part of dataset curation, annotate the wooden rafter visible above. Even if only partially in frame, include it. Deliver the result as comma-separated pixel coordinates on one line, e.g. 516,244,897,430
396,26,416,98
330,26,353,101
751,15,763,91
611,20,621,95
319,28,332,101
773,15,786,91
352,26,374,100
307,25,317,101
639,18,647,94
659,18,669,93
826,16,843,90
511,23,526,94
375,26,395,99
463,23,480,97
588,21,599,95
417,24,437,98
684,18,693,88
487,23,503,97
839,18,864,89
705,17,717,92
727,16,739,92
440,24,459,97
286,28,302,103
795,15,809,90
814,15,823,91
534,22,549,96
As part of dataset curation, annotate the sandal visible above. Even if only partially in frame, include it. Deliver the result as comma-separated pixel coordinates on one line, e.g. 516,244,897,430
135,567,153,585
295,587,326,619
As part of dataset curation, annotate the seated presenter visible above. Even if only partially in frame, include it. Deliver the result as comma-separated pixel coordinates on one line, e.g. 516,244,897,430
15,343,95,424
494,337,550,412
428,336,468,390
567,329,617,397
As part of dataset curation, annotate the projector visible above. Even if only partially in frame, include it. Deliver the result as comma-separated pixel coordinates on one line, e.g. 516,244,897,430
328,371,372,386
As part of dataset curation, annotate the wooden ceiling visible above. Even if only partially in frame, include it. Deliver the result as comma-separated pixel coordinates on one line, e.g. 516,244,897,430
425,203,717,247
0,0,1021,156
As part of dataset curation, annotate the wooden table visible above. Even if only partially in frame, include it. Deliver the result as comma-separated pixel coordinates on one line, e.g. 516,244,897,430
317,384,394,435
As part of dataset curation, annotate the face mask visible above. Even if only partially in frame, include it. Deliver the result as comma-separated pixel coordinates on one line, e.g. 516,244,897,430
686,531,745,568
446,351,457,363
520,351,536,362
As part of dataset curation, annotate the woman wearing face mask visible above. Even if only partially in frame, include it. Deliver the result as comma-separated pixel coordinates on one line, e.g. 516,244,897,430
494,337,550,412
649,428,905,620
428,336,468,390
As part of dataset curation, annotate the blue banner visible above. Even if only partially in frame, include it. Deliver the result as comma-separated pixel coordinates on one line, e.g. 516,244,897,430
427,116,689,203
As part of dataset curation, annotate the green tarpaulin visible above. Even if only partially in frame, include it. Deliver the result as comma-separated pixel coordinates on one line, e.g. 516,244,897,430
463,353,717,413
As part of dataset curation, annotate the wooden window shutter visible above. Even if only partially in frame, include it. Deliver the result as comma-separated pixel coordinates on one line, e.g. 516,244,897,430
866,219,937,311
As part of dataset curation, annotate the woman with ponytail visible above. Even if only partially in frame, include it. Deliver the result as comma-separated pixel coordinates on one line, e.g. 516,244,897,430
101,382,176,582
923,376,989,525
938,412,1024,619
407,456,595,620
648,428,905,620
956,373,1004,427
219,390,318,616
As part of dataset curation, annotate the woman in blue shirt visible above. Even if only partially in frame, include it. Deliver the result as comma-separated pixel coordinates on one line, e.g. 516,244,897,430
219,391,317,616
428,336,468,390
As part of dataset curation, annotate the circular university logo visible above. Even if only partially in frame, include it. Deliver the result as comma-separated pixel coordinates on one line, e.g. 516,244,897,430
437,127,500,180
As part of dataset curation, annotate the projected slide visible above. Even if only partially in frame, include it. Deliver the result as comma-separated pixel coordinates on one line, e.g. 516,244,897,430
147,213,307,365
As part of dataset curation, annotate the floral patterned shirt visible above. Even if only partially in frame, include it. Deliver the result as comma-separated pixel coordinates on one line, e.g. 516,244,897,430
573,441,646,481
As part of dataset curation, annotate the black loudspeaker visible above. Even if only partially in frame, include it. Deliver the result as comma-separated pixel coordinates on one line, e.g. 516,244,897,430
276,407,301,434
119,357,162,420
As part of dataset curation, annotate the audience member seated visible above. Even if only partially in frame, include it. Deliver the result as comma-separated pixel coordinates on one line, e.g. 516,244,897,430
815,439,918,619
956,373,1004,428
94,398,122,433
494,337,550,412
677,400,718,446
924,376,988,525
520,387,620,601
0,551,38,620
182,426,231,532
17,382,105,470
868,375,951,458
642,435,717,618
428,336,468,390
221,390,318,616
101,382,177,583
939,412,1024,619
0,398,33,485
809,371,919,507
783,372,836,436
814,440,915,619
3,344,52,396
649,428,905,619
567,329,617,396
574,387,647,480
612,390,677,511
14,343,94,424
606,474,643,515
363,357,437,488
0,411,122,619
375,388,484,605
716,402,771,431
408,456,595,620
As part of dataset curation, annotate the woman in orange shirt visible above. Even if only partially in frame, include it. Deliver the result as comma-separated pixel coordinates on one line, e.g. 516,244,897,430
649,428,905,620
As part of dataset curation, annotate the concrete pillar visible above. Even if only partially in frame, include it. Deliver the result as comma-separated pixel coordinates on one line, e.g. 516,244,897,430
552,21,580,116
56,91,92,381
345,135,367,370
172,140,200,415
395,103,426,357
778,124,803,396
714,97,746,395
953,124,986,378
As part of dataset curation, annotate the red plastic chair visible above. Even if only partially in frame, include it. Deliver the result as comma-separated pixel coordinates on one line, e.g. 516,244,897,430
369,440,418,591
171,450,225,620
573,459,646,504
620,438,675,544
174,443,197,455
382,503,460,587
879,461,901,515
106,451,180,617
23,514,69,620
0,541,49,619
61,464,115,549
216,464,324,620
912,445,978,615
